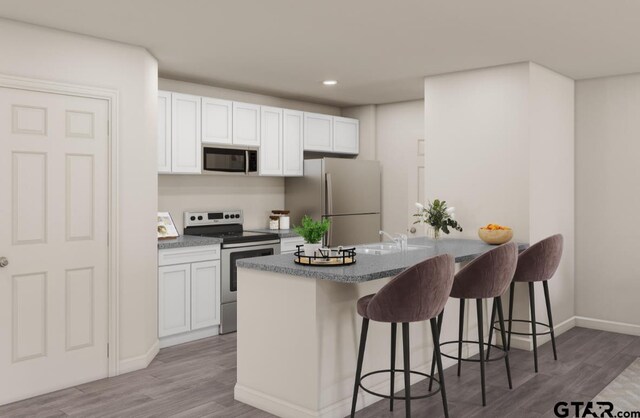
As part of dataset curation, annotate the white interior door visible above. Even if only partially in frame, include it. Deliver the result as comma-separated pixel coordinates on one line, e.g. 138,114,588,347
0,87,109,405
407,138,427,237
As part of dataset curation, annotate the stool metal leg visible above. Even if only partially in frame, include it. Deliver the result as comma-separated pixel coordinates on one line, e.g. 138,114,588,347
528,282,538,373
457,298,465,376
390,323,397,411
543,280,558,361
428,310,443,392
485,298,497,360
508,282,515,351
350,318,369,417
476,299,487,406
402,322,411,418
431,317,450,418
496,297,513,389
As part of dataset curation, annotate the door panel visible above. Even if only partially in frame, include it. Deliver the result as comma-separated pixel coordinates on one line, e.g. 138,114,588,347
323,159,381,215
0,87,109,405
325,214,381,247
158,264,191,337
191,260,220,330
259,106,283,176
283,109,303,176
171,93,201,173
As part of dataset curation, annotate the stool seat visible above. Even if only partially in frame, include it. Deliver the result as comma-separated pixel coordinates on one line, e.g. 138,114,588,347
357,294,375,318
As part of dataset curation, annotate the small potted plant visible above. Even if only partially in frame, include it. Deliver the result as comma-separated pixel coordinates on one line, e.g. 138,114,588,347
414,199,463,239
293,215,331,256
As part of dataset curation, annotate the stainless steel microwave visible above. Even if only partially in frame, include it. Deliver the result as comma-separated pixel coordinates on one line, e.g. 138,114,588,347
203,147,258,174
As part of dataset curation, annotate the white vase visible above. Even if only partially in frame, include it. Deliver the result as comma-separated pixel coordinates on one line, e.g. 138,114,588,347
303,243,322,256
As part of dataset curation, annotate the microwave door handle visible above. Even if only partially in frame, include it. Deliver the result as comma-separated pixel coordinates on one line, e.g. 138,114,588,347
245,150,249,174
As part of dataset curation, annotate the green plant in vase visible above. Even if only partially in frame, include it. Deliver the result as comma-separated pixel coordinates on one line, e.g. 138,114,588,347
293,215,331,255
413,199,463,239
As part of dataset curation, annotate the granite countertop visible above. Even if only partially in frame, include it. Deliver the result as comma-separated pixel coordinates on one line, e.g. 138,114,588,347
236,237,528,283
246,228,301,239
158,235,223,250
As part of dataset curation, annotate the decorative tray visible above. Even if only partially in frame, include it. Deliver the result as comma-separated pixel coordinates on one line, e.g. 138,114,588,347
293,245,357,266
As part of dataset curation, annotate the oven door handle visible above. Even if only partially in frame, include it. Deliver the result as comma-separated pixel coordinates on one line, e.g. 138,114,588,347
222,239,281,249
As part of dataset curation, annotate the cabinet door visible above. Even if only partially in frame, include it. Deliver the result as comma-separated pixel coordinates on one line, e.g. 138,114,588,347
202,97,232,145
191,260,220,330
304,112,333,152
171,93,202,173
283,109,304,176
259,106,283,176
158,264,191,337
158,91,172,173
233,102,261,146
333,116,359,154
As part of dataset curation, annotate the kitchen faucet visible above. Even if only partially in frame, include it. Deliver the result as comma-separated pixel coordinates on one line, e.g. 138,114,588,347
379,230,408,251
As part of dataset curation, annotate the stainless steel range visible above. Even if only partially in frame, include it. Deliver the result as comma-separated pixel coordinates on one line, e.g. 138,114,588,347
183,210,280,334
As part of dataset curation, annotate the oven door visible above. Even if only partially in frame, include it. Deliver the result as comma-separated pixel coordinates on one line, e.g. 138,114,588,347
221,241,280,304
203,147,247,173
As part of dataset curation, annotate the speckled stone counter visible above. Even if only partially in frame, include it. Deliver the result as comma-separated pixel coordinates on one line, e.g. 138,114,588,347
236,237,528,283
157,235,222,250
246,228,301,239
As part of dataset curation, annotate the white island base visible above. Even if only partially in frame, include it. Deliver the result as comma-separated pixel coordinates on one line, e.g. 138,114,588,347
234,267,484,418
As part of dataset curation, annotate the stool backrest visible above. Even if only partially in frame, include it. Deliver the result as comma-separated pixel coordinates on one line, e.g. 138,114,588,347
513,234,563,282
452,242,518,299
366,254,455,323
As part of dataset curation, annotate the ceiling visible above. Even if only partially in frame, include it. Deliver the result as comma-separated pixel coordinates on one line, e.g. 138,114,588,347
2,0,640,106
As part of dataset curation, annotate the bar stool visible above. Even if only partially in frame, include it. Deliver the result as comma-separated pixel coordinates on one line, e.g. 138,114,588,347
429,242,518,407
350,254,455,418
487,234,563,373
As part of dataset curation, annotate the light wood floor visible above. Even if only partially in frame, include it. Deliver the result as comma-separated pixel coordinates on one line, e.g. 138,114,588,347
0,327,637,417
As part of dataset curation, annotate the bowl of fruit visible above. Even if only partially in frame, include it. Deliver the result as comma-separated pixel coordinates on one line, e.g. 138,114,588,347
478,224,513,245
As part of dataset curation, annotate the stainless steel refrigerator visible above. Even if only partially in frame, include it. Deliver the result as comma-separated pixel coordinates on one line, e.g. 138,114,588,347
285,158,381,247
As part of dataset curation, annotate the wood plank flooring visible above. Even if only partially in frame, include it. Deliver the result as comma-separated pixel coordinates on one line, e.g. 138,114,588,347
0,327,637,417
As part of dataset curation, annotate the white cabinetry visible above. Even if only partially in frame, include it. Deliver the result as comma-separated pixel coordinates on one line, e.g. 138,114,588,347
333,117,360,154
280,236,305,254
283,110,304,176
202,97,232,145
157,91,172,173
158,245,221,347
171,93,202,173
233,102,261,146
259,106,283,176
304,112,333,152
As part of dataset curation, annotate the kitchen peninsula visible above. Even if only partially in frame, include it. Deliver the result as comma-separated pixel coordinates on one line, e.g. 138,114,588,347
234,237,528,418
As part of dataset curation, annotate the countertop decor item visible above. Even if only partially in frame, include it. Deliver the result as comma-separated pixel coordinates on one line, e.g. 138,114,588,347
293,215,331,255
414,199,463,239
478,223,513,244
294,245,356,266
157,212,179,240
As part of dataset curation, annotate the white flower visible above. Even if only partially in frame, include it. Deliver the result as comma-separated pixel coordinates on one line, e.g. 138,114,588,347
415,202,425,211
446,207,456,220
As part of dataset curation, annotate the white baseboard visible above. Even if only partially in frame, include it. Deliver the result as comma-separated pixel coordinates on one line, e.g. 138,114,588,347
159,325,219,348
508,316,575,351
575,316,640,336
118,339,160,375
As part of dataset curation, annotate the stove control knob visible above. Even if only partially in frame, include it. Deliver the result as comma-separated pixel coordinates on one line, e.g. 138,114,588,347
225,215,229,219
235,214,240,218
190,216,196,221
197,216,203,221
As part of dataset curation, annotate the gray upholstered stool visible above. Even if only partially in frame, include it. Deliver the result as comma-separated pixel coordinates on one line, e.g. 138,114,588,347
350,254,455,418
429,242,518,407
487,234,563,373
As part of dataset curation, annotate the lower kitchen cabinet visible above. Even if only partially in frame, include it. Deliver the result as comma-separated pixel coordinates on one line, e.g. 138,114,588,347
158,245,221,347
280,236,305,254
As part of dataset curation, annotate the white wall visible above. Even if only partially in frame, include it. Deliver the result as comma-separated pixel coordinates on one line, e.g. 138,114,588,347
158,78,340,230
425,62,575,332
0,19,158,366
575,74,640,328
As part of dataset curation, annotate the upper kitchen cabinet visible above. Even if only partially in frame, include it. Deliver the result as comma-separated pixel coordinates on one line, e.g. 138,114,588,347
158,91,172,173
283,109,304,176
202,97,232,145
259,106,283,176
233,102,261,146
171,93,202,174
333,117,359,154
304,112,333,152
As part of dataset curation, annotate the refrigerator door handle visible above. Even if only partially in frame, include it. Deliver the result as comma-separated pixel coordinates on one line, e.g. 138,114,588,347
326,173,334,215
326,216,333,247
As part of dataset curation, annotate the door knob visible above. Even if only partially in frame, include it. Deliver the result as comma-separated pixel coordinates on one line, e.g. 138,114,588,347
0,257,8,268
409,227,417,234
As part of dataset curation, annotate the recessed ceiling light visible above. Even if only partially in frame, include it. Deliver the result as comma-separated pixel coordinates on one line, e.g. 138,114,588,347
322,80,338,86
